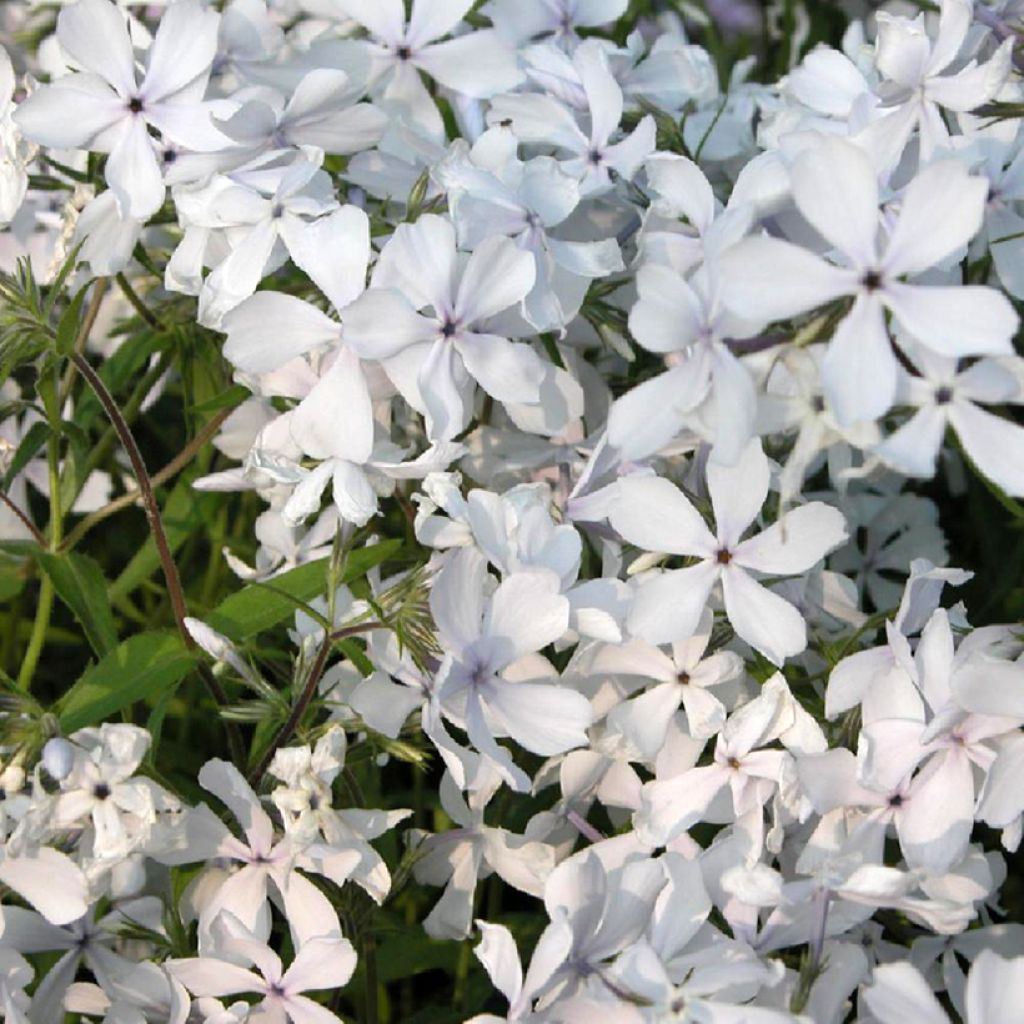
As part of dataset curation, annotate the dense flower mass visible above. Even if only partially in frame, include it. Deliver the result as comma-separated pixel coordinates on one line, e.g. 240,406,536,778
1,0,1024,1020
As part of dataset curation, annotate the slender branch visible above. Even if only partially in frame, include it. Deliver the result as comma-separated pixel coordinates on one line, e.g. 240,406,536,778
0,491,45,546
58,277,109,407
61,404,235,551
115,272,161,328
247,622,386,784
80,352,173,484
70,352,191,643
69,351,247,763
724,331,789,356
16,426,64,690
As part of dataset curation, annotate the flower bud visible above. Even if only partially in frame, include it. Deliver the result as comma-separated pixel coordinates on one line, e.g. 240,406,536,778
42,737,75,780
0,762,24,794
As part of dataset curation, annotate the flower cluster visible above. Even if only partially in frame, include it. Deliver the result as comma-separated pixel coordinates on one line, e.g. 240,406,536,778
0,0,1023,1021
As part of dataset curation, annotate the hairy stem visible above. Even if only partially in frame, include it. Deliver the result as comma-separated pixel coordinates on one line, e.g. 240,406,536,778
80,351,173,485
58,277,109,408
247,621,386,784
69,351,245,763
0,491,45,546
71,352,190,642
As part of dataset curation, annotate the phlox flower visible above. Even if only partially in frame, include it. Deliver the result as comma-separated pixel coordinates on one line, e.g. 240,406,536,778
332,0,522,143
719,137,1019,425
488,40,656,196
15,0,227,219
342,214,547,441
426,547,592,792
609,439,847,663
169,912,355,1024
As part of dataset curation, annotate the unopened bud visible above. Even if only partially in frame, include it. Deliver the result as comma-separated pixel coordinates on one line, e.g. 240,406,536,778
42,737,75,781
0,763,24,794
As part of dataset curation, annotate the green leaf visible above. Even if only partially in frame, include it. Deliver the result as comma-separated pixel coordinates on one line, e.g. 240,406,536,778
2,420,49,491
188,383,250,414
54,281,89,355
43,241,85,319
0,556,25,602
374,933,459,984
205,539,403,642
57,631,196,732
32,550,118,657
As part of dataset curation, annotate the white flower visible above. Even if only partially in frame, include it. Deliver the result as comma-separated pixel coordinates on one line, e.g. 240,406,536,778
876,345,1024,496
342,214,546,441
719,137,1019,425
51,724,158,861
412,767,554,939
15,0,225,219
268,728,411,904
332,0,523,142
598,610,744,754
169,912,355,1024
157,759,350,953
871,0,1013,161
488,40,656,196
434,129,624,332
610,439,847,663
863,949,1024,1024
427,547,592,791
636,677,793,846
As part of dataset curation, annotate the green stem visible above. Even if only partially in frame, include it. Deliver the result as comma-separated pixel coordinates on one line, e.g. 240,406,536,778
115,272,161,328
16,428,64,690
16,579,52,692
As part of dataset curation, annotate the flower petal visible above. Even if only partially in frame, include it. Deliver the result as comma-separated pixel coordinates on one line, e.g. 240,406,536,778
718,235,855,324
884,283,1017,358
222,294,340,375
290,350,373,463
820,293,896,426
790,136,879,267
141,0,220,103
414,32,523,98
455,236,535,326
280,205,370,313
721,567,807,665
58,0,136,97
883,159,987,277
456,332,546,405
105,116,165,220
627,561,719,645
610,474,717,557
949,400,1024,497
733,502,848,576
706,438,770,548
13,75,124,148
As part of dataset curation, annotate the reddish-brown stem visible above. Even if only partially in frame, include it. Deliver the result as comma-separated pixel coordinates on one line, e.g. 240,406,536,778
0,491,45,546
